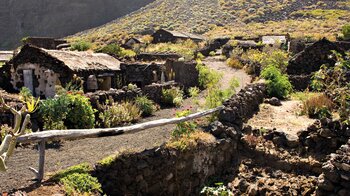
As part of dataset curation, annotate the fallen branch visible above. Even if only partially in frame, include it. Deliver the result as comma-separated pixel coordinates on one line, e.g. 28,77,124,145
17,106,224,144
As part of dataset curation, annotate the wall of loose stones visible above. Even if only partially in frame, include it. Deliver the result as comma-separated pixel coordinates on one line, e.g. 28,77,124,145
318,140,350,195
93,82,267,195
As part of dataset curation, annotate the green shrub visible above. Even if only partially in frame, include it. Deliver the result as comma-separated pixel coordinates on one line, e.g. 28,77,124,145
301,94,333,119
342,24,350,40
70,40,92,51
197,52,205,60
205,78,239,109
135,96,158,116
209,51,216,56
162,87,184,107
172,110,197,139
201,183,232,196
99,101,141,128
52,163,102,195
261,65,292,99
196,61,222,89
39,91,95,130
188,87,200,98
97,43,136,58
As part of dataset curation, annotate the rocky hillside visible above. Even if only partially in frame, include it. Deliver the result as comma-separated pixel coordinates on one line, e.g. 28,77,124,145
0,0,154,50
70,0,350,46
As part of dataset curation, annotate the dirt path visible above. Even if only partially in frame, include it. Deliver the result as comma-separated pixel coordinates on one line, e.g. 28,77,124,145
203,56,252,91
246,100,316,136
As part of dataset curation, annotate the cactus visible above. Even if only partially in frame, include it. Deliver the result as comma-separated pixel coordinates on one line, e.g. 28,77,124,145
0,97,31,172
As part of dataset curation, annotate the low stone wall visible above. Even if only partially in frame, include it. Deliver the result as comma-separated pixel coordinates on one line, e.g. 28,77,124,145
92,83,267,195
288,74,312,91
85,88,142,109
136,53,181,62
218,83,266,130
298,119,350,155
94,139,238,195
317,140,350,195
142,81,178,104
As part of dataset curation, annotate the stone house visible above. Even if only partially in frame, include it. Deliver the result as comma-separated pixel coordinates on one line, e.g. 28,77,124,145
0,45,121,98
0,51,14,64
261,34,290,48
122,37,143,49
121,62,163,88
152,29,205,44
22,37,67,49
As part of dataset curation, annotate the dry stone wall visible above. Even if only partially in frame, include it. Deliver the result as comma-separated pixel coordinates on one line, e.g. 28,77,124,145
93,83,267,195
318,140,350,195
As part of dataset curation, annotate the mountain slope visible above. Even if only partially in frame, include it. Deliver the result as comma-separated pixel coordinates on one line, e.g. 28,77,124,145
0,0,154,50
70,0,350,45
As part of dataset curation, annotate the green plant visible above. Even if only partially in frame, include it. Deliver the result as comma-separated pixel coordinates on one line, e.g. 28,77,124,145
209,51,216,56
226,56,244,69
196,61,222,89
205,78,239,109
188,87,200,98
135,96,157,116
161,87,184,107
97,43,136,58
172,110,197,139
201,183,233,196
197,52,205,60
261,65,292,99
301,94,333,119
19,87,33,102
39,91,95,130
52,163,102,195
99,101,141,128
342,24,350,40
127,83,138,90
70,40,92,51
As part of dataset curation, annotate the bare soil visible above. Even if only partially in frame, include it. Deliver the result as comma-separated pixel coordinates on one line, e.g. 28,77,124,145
246,100,316,136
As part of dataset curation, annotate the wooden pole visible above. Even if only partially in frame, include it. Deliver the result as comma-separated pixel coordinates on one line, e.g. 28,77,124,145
17,106,224,144
37,140,45,182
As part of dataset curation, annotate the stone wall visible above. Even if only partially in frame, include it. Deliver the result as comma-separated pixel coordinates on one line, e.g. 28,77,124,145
121,62,163,88
94,139,239,195
171,60,199,90
218,83,267,130
85,87,142,109
317,140,350,195
298,119,350,155
288,74,312,91
197,37,230,56
142,81,178,104
287,38,345,75
136,53,181,62
92,83,267,195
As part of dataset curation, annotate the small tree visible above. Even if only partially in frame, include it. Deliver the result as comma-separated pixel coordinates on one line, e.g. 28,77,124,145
0,97,32,172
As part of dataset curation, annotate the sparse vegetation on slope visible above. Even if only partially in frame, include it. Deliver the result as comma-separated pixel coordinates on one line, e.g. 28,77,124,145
69,0,350,46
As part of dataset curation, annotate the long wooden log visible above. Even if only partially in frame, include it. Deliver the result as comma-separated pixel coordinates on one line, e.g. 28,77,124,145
17,106,224,144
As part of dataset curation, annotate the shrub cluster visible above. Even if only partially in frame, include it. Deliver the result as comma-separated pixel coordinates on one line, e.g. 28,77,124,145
39,91,95,130
135,96,158,117
161,87,184,107
52,163,102,195
261,65,292,99
99,101,141,128
301,94,333,119
172,110,197,139
96,43,136,58
70,40,92,51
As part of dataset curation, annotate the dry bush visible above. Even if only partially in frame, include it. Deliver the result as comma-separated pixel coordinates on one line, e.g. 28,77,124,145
301,94,333,119
166,131,216,151
226,57,244,69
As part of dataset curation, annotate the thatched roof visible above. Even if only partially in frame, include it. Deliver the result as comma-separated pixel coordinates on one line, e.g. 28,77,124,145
0,51,14,62
160,29,206,40
42,48,121,71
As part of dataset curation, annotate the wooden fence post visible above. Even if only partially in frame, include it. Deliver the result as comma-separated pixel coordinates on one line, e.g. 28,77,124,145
28,139,46,181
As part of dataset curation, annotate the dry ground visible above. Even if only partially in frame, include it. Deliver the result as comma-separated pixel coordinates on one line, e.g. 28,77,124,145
246,100,316,136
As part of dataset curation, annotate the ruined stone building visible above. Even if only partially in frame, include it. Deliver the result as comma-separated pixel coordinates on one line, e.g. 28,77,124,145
22,37,68,50
0,45,121,98
152,29,205,44
0,51,14,64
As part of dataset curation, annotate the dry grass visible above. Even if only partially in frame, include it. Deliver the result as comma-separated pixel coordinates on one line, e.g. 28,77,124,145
69,0,350,47
301,94,334,118
166,131,216,151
